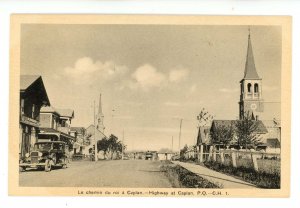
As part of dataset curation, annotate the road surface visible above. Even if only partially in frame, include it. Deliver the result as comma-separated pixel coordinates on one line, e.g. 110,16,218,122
19,160,173,188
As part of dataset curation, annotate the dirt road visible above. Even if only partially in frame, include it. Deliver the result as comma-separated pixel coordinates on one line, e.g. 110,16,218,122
19,160,172,188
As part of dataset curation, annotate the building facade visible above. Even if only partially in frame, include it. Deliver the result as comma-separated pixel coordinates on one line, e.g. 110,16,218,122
38,106,75,150
19,75,50,157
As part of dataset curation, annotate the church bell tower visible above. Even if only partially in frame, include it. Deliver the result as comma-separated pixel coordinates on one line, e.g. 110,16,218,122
239,30,264,120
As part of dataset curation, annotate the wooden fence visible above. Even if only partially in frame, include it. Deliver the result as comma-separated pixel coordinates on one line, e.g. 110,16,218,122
183,146,280,174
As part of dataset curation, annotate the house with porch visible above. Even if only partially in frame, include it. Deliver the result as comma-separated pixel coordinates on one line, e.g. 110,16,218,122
20,75,50,158
38,106,75,152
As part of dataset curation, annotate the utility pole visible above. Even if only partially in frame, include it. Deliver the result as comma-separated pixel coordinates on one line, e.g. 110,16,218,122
94,100,98,162
178,118,183,151
171,136,174,153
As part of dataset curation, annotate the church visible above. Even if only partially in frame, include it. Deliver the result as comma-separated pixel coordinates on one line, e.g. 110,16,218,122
83,94,107,156
197,31,281,153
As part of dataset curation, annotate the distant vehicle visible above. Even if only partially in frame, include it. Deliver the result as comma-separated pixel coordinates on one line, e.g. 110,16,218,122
145,151,153,160
19,141,69,172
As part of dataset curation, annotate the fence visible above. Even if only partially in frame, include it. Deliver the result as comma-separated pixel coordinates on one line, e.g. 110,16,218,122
183,146,280,174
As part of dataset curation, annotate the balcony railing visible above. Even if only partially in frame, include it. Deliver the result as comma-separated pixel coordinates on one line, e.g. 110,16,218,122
20,115,39,127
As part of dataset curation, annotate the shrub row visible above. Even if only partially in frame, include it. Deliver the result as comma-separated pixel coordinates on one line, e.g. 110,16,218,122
161,163,221,188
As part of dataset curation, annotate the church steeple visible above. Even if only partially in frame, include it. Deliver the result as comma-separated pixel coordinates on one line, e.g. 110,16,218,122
243,30,260,80
239,29,264,120
97,93,105,132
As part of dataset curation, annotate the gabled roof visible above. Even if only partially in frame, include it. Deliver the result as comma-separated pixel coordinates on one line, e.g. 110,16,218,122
212,119,268,134
20,75,40,90
20,75,50,105
70,127,85,134
57,108,74,118
266,138,280,148
40,106,60,115
242,34,261,80
85,124,106,139
196,126,211,145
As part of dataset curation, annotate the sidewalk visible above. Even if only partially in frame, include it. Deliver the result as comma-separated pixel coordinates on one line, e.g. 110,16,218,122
172,161,257,189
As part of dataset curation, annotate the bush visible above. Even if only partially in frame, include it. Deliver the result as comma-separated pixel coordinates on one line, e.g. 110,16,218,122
203,161,280,189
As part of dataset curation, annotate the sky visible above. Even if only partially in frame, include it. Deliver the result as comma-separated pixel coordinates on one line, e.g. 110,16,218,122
20,24,281,151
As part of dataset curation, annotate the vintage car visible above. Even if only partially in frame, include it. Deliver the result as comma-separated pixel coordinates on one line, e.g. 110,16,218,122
19,141,69,172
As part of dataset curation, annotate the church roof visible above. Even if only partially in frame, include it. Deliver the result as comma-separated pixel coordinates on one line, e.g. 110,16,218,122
243,33,261,80
211,119,268,134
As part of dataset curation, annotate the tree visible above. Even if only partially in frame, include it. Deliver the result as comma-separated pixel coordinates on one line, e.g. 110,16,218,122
235,112,262,149
97,137,109,157
97,134,126,160
180,144,188,157
210,123,234,147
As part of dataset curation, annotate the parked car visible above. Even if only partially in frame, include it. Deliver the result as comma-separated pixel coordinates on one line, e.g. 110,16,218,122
19,141,69,172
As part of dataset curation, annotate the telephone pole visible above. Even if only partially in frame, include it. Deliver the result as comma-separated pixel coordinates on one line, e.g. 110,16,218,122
171,136,174,153
178,118,183,151
94,100,98,162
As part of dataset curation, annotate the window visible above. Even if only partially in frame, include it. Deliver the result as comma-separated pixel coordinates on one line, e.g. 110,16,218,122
32,104,35,119
247,83,252,93
254,83,259,93
20,99,24,115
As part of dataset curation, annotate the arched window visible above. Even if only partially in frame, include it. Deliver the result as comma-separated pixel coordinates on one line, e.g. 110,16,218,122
247,83,252,93
254,83,259,93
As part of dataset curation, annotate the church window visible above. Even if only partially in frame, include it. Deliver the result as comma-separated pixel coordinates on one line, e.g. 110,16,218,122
247,83,252,93
254,83,259,93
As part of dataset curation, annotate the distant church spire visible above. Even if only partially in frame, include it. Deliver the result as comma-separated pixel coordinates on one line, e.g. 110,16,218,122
97,93,105,132
243,28,260,80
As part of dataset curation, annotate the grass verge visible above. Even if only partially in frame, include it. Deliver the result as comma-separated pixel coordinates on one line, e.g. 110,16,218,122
203,161,280,189
160,161,221,188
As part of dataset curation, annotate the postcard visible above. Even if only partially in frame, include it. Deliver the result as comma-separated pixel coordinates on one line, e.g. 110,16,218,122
9,14,291,197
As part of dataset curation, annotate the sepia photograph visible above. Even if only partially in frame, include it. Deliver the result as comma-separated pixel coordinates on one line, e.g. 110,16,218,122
8,15,291,197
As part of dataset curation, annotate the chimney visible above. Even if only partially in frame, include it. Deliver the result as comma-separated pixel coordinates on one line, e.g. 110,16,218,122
256,115,259,121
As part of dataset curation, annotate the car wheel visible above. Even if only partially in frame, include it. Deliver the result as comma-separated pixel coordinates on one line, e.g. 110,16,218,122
62,158,68,169
45,159,52,172
19,166,25,172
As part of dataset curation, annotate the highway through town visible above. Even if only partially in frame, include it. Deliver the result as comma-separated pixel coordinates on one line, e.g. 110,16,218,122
19,160,173,188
